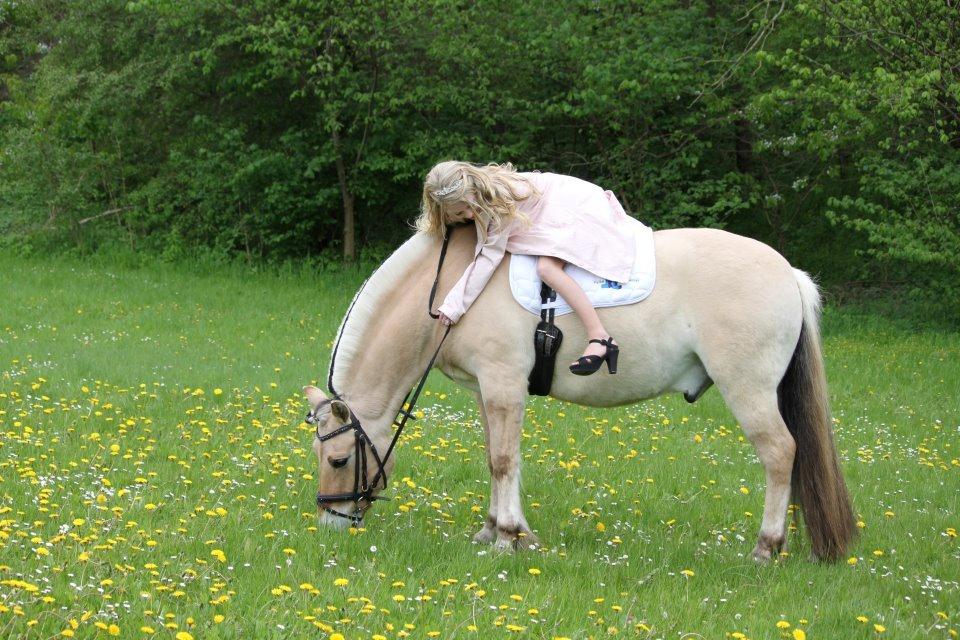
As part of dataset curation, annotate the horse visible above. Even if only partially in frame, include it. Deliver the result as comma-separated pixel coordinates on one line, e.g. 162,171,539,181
303,225,856,562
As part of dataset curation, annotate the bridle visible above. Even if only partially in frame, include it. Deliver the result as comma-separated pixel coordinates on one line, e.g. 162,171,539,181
306,227,456,525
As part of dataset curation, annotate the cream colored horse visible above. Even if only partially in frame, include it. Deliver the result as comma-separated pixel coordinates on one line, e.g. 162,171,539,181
304,226,856,561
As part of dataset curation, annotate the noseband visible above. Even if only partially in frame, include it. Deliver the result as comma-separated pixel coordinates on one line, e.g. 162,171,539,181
306,399,389,524
306,226,456,525
305,372,441,524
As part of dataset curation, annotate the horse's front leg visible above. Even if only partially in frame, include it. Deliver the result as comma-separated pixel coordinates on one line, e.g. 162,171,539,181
472,392,498,544
479,383,539,551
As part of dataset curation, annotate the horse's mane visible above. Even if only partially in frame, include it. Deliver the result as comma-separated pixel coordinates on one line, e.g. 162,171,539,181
328,232,435,394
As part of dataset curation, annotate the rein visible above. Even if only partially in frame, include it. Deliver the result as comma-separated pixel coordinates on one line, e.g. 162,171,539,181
306,227,455,524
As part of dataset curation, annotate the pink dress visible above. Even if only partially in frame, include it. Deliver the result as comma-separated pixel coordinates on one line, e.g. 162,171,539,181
437,172,636,323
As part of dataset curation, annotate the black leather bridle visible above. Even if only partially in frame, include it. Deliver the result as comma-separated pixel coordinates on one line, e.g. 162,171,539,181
306,227,455,524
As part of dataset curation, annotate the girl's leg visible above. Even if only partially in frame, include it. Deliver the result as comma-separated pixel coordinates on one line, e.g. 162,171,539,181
536,256,615,364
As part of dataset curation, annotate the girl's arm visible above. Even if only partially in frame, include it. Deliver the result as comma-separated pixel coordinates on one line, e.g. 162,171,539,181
436,224,510,323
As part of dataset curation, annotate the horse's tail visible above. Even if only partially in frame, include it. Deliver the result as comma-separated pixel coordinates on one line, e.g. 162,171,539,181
778,270,856,561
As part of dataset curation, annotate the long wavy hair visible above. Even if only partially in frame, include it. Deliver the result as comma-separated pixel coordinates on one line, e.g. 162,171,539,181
416,161,539,244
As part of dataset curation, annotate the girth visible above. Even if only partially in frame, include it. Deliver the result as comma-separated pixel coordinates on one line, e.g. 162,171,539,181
528,282,563,396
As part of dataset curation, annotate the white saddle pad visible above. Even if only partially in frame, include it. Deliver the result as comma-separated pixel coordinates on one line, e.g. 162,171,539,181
509,217,656,316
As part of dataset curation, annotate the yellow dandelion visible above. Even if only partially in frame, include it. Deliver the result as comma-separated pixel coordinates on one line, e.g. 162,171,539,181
792,629,806,640
528,567,541,575
334,578,349,587
776,621,790,629
874,624,886,633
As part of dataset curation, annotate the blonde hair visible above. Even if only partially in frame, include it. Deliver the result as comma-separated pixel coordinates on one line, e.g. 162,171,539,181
416,161,539,244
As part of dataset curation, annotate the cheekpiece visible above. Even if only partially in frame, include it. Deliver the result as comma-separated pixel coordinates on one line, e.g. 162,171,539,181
432,179,463,199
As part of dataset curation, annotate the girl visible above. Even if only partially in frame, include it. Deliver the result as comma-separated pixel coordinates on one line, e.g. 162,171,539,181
417,161,636,376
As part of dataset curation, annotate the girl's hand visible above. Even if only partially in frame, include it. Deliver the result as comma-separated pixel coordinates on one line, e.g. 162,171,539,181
438,312,455,326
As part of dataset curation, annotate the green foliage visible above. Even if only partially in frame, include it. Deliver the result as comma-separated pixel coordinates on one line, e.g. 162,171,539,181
0,0,958,312
750,0,960,312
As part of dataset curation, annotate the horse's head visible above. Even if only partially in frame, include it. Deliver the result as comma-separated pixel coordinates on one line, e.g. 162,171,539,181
303,385,387,528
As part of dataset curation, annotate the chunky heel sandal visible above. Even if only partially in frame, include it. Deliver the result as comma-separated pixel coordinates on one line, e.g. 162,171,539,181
569,337,619,376
606,343,619,374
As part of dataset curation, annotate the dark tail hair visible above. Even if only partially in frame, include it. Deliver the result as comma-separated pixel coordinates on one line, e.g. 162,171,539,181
778,271,856,561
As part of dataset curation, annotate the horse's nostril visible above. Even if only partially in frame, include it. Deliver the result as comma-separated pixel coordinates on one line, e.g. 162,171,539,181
329,456,349,469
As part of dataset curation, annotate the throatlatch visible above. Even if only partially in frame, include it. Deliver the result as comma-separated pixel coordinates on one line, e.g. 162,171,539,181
528,282,563,396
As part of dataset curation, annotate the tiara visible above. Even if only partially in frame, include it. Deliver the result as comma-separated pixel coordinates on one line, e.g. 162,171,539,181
432,179,463,199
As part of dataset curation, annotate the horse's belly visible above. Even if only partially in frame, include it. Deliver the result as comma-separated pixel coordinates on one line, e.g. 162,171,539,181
549,353,701,407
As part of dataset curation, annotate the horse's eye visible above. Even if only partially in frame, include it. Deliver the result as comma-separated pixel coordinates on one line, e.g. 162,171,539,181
329,456,350,469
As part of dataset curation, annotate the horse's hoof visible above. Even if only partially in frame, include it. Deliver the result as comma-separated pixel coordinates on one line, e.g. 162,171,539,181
751,533,785,563
473,526,496,544
474,528,496,544
495,526,540,552
473,516,497,544
751,544,773,563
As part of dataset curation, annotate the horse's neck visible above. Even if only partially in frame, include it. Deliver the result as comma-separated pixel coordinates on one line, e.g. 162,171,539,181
343,307,429,418
334,236,446,423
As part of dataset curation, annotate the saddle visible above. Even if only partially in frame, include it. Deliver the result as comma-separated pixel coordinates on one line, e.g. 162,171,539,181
508,217,656,316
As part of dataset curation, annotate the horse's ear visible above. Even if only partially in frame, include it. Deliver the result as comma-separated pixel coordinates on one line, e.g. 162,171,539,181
303,385,328,407
330,399,351,423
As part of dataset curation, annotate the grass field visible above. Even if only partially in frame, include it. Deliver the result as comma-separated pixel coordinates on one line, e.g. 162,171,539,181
0,254,957,640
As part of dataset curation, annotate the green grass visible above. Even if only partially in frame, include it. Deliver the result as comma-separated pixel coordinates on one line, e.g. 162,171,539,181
0,253,957,640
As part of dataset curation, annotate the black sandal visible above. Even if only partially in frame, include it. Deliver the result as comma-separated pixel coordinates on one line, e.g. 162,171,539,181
569,337,619,376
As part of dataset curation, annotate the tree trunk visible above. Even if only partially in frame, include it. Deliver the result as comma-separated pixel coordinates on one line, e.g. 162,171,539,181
331,126,356,261
734,115,753,175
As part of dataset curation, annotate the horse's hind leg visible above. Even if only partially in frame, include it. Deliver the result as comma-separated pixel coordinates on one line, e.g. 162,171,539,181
477,380,539,551
722,386,796,561
472,392,498,544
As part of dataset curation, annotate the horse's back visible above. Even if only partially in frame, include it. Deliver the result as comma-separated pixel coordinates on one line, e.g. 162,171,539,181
653,227,795,286
650,227,801,317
